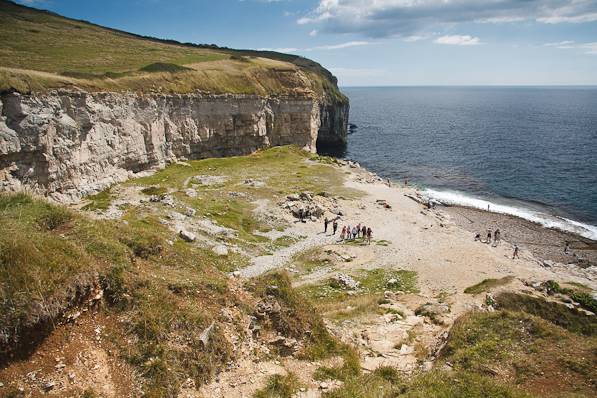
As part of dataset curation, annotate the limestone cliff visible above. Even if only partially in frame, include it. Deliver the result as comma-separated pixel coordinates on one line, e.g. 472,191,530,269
0,90,348,201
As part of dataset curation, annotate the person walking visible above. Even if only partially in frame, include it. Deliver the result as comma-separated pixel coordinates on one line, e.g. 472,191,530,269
352,226,358,240
367,227,372,244
361,225,367,239
346,225,351,240
324,217,329,233
333,220,338,235
512,245,519,259
564,241,570,254
486,229,492,244
356,223,361,238
340,226,346,240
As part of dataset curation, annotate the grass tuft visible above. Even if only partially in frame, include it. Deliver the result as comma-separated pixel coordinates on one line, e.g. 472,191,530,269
464,276,515,294
253,373,301,398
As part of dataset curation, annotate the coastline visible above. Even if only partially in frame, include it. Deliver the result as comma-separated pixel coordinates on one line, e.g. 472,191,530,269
441,205,597,268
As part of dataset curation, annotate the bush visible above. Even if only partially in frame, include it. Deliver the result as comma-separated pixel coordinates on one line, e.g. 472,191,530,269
139,62,191,73
36,205,72,231
254,373,301,398
495,292,596,336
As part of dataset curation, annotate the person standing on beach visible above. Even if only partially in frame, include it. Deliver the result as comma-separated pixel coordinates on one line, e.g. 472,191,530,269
564,241,570,254
486,230,492,244
387,178,391,187
333,220,338,235
404,177,408,187
493,229,501,246
346,225,351,240
367,227,372,244
512,245,519,259
324,217,329,233
340,226,346,240
352,226,358,240
362,225,367,238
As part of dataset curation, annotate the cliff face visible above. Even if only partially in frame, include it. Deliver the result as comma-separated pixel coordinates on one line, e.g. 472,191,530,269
317,100,350,148
0,90,348,201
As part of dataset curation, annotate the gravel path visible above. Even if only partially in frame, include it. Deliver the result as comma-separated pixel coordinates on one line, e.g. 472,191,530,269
239,226,340,277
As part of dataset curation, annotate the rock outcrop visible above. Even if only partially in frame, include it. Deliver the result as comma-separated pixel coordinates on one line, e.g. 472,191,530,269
0,90,348,201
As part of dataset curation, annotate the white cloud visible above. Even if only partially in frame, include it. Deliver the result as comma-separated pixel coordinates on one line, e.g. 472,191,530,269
256,47,300,53
257,40,369,53
297,0,597,38
434,35,481,46
579,42,597,54
15,0,47,5
403,35,427,42
309,29,318,37
544,40,597,54
313,40,369,50
544,40,576,49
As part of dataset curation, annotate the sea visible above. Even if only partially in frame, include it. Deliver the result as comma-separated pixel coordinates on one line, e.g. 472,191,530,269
333,86,597,240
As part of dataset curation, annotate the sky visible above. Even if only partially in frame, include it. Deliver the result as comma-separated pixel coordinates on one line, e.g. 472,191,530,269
16,0,597,86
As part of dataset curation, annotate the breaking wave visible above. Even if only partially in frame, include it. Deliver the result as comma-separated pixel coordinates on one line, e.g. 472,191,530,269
423,189,597,241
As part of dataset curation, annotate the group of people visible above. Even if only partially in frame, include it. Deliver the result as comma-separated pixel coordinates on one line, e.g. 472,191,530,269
474,228,522,259
323,217,373,244
474,228,501,246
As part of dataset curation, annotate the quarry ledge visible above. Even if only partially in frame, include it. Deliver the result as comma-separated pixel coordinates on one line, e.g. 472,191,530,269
0,89,349,202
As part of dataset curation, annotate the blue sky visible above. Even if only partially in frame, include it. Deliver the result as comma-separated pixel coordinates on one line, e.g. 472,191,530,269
17,0,597,86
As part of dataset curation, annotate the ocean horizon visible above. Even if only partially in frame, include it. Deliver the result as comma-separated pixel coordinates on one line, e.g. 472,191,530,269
335,86,597,240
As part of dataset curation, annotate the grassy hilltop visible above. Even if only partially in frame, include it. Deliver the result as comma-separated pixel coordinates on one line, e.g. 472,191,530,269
0,0,345,99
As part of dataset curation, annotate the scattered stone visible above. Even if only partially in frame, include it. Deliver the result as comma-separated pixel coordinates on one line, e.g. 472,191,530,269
286,194,300,201
212,244,229,256
179,230,196,242
43,381,55,391
185,207,196,217
320,382,329,390
184,188,198,198
387,278,399,287
415,302,450,324
199,321,215,349
332,273,360,290
231,271,241,278
267,336,299,356
330,208,344,216
193,175,227,186
244,179,265,188
542,260,555,268
299,192,313,201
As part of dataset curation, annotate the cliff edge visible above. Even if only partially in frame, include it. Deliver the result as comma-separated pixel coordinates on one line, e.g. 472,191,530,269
0,0,349,200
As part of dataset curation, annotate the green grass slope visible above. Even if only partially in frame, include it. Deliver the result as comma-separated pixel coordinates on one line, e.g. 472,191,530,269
0,0,345,100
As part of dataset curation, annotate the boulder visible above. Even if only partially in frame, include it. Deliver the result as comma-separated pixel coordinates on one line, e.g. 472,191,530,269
184,188,198,198
212,244,229,256
331,273,360,290
179,230,196,242
415,302,450,324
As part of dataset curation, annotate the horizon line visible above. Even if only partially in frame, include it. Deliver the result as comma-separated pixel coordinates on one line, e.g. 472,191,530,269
339,84,597,88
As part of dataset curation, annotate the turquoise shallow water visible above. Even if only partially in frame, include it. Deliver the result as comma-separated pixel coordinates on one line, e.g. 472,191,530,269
335,86,597,239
